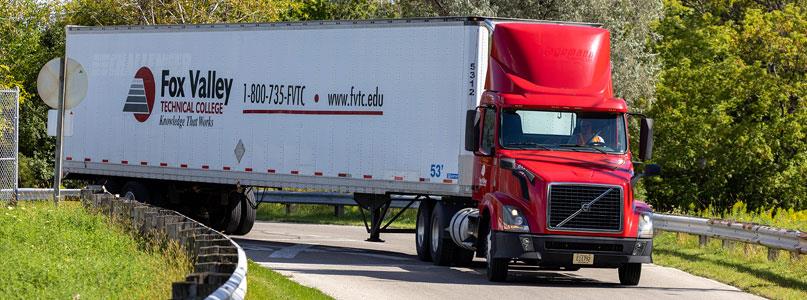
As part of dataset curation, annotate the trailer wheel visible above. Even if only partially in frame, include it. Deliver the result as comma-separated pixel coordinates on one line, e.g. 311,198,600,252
232,189,257,235
415,200,433,262
618,263,642,285
486,226,509,282
121,181,150,203
223,191,243,234
430,202,457,265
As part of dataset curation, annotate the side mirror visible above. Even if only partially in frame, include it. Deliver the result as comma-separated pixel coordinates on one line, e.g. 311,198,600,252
639,118,654,161
631,163,662,187
465,109,479,152
644,163,661,177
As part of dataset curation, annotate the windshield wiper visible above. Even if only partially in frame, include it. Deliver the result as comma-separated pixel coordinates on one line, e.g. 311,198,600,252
557,144,608,154
504,142,552,151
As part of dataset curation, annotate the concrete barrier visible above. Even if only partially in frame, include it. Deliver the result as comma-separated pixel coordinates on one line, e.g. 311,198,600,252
80,190,247,300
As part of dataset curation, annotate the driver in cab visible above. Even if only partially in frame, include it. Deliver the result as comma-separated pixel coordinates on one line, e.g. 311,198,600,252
571,119,607,146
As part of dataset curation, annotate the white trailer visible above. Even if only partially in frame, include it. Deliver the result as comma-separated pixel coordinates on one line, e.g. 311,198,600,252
62,17,490,235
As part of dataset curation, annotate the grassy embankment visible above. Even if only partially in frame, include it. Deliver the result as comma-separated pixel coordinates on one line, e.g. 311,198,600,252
654,202,806,300
256,201,807,299
0,200,335,299
0,201,190,299
247,260,332,299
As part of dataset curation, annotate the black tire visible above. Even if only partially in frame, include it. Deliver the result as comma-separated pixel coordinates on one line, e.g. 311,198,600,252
486,227,509,282
223,191,243,234
121,181,150,203
232,189,257,235
453,248,475,267
415,201,433,262
429,202,456,265
618,263,642,285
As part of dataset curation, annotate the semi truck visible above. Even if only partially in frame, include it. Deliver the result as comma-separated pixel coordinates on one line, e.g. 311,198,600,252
61,17,660,284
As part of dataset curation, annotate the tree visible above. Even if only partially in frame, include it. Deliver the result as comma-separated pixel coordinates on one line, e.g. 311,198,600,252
398,0,664,110
1,0,63,188
648,0,806,211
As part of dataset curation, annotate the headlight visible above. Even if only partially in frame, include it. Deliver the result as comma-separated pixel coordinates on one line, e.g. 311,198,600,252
637,212,654,238
502,205,530,232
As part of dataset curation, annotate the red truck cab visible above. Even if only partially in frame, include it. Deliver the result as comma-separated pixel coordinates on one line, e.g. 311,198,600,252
416,21,660,285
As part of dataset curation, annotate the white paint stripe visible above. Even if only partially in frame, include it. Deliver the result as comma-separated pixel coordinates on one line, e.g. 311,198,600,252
269,244,313,259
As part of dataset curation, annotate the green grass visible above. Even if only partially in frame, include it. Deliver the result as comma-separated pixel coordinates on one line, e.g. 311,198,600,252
256,203,417,229
247,260,332,299
0,201,191,299
653,231,807,300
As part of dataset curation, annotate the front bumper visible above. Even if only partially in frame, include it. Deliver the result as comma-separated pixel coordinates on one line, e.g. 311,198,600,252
491,232,652,268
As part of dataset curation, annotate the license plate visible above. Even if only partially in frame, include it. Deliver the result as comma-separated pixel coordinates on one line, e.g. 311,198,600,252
572,253,594,265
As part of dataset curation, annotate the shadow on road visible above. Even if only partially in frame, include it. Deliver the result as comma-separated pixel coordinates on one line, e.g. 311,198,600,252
234,237,749,294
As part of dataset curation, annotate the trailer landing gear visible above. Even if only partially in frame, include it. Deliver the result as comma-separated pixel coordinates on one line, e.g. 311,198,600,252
354,193,418,242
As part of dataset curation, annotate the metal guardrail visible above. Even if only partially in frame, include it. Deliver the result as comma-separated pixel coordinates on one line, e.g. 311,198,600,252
254,191,805,255
653,213,806,254
0,188,81,200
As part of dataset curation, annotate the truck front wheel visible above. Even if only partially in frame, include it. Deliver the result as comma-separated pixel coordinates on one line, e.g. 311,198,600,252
415,200,433,262
618,263,642,285
486,228,509,282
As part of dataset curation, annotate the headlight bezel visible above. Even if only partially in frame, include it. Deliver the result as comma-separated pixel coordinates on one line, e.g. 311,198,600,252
501,205,530,232
637,212,654,238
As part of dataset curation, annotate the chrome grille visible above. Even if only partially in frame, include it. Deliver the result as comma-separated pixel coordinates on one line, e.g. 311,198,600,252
547,184,622,232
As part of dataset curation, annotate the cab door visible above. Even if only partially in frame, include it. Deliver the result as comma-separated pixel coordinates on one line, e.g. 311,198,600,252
472,106,497,200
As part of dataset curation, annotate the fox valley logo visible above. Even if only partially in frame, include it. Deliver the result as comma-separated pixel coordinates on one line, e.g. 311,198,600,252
122,67,156,122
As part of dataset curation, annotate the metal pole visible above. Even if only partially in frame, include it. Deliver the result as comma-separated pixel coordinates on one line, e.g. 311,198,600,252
13,86,19,204
53,57,67,206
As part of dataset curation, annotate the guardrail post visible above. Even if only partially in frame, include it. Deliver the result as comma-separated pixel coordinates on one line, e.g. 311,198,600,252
722,239,734,250
334,205,344,217
285,204,292,215
790,251,800,262
698,235,708,247
767,248,779,261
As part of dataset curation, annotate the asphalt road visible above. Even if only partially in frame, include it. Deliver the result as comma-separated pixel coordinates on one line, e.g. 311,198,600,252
235,221,763,300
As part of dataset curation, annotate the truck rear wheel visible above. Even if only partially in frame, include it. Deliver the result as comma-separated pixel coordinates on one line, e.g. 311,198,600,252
232,189,257,235
452,247,475,267
415,200,433,262
430,202,456,265
618,263,642,285
486,227,509,282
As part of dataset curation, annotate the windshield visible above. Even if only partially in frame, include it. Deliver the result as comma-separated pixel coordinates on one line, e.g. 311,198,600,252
500,110,627,153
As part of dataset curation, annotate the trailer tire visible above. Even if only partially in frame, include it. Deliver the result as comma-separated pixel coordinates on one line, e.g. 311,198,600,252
429,202,456,266
618,263,642,285
223,192,243,234
415,200,433,262
232,190,257,235
486,227,509,282
121,181,150,203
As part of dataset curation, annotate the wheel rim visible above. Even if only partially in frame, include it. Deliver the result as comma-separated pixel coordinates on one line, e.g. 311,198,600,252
124,191,136,201
416,210,425,247
431,213,440,253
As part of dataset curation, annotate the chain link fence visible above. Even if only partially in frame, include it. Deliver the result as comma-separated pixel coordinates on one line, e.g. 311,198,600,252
0,88,19,202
